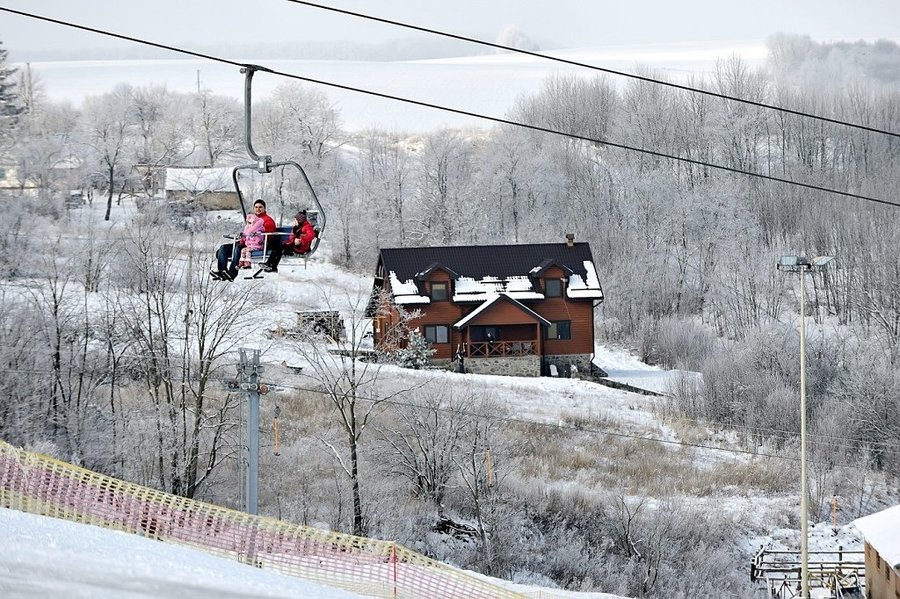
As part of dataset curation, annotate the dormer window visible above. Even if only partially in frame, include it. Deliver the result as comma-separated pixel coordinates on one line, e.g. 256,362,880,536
430,281,449,301
545,278,562,297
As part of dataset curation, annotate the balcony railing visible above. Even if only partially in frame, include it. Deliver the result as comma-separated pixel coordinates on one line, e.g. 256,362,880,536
466,340,536,357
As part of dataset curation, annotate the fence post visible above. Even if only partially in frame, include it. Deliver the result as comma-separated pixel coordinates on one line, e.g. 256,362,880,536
392,542,398,599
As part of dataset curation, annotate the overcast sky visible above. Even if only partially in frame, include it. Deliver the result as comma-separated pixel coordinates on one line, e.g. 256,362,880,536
2,0,900,58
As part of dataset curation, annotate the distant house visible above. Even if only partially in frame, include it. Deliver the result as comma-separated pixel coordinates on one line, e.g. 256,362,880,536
854,504,900,599
367,237,604,377
0,153,82,192
164,167,238,210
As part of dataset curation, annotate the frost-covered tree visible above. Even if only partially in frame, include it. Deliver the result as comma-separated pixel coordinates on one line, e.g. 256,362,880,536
395,330,434,370
83,84,137,221
412,130,475,245
130,86,192,197
192,89,241,166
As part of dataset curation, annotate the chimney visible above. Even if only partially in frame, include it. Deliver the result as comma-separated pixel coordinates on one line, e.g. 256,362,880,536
565,233,575,248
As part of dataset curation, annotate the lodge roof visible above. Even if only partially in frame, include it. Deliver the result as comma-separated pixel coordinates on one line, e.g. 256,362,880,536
374,241,604,307
379,242,597,283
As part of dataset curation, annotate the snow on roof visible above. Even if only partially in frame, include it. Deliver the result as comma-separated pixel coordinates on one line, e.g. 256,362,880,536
455,276,503,295
389,271,430,305
454,294,503,328
164,167,234,193
506,276,533,292
566,261,604,300
454,293,551,329
452,275,541,302
853,504,900,568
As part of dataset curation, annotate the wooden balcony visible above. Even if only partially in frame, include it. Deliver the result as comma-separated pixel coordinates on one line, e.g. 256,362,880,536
465,340,536,357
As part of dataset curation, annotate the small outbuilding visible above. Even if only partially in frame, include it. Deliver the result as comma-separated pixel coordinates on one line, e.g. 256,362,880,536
853,504,900,599
164,167,238,210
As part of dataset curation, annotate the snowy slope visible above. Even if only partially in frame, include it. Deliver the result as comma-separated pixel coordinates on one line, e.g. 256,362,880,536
0,508,630,599
0,508,361,599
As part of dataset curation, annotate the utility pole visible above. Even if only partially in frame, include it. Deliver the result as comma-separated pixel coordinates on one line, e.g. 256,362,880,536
777,255,833,599
238,348,264,515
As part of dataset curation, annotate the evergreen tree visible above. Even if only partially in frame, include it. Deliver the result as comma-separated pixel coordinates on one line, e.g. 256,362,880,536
0,41,24,145
397,330,435,370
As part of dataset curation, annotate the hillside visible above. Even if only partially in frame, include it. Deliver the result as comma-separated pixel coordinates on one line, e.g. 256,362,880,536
1,196,890,597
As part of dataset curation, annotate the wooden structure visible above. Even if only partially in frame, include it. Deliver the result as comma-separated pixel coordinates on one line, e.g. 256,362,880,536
750,545,864,598
367,239,604,377
854,504,900,599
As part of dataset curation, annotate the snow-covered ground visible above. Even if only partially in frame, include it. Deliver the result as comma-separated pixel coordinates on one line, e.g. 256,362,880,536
0,508,361,599
0,508,628,598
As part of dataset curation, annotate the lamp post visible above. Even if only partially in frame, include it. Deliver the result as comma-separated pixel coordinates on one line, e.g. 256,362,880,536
776,255,833,599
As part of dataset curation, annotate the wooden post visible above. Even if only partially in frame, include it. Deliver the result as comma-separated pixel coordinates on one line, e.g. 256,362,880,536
831,496,838,532
391,542,398,599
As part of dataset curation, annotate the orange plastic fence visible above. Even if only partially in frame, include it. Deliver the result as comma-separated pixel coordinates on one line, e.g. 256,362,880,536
0,439,524,599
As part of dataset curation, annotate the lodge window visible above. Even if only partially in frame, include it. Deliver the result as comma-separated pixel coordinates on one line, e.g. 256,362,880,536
545,320,571,340
545,278,562,297
430,281,449,301
423,325,450,344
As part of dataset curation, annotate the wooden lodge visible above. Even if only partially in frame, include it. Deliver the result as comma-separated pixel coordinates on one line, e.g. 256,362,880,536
367,237,604,378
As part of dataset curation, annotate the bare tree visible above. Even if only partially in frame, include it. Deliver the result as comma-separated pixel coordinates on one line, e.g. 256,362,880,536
192,89,241,166
376,386,475,512
111,224,258,497
83,84,136,221
293,288,422,535
451,395,506,573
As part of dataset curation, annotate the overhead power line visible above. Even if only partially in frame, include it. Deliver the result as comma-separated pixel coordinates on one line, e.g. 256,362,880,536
283,0,900,140
0,6,897,209
6,358,880,462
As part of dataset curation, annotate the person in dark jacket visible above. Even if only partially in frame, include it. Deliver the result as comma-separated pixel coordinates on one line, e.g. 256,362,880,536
264,210,316,272
211,199,276,281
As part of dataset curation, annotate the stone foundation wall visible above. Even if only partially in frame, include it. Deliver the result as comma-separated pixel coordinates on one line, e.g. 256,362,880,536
434,353,592,379
440,355,540,377
543,353,594,378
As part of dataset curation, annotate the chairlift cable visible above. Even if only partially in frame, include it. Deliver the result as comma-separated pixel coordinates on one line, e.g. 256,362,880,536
0,6,896,209
283,0,900,139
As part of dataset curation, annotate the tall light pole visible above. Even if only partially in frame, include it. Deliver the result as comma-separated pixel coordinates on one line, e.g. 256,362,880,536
776,255,833,599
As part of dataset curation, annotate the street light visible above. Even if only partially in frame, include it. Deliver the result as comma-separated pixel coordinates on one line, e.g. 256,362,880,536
776,255,833,599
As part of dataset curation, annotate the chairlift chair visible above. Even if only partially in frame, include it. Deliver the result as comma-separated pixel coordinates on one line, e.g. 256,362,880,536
222,65,326,279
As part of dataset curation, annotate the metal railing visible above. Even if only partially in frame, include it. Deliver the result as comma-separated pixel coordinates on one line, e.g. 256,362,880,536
751,546,865,598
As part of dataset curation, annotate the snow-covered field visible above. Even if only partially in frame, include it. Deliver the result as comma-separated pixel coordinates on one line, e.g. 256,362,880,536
17,41,768,132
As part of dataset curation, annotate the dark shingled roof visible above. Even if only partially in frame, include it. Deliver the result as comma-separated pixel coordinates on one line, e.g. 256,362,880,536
379,242,598,282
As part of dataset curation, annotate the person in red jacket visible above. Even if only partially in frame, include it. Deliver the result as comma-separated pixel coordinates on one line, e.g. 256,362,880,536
211,199,276,281
263,210,316,273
